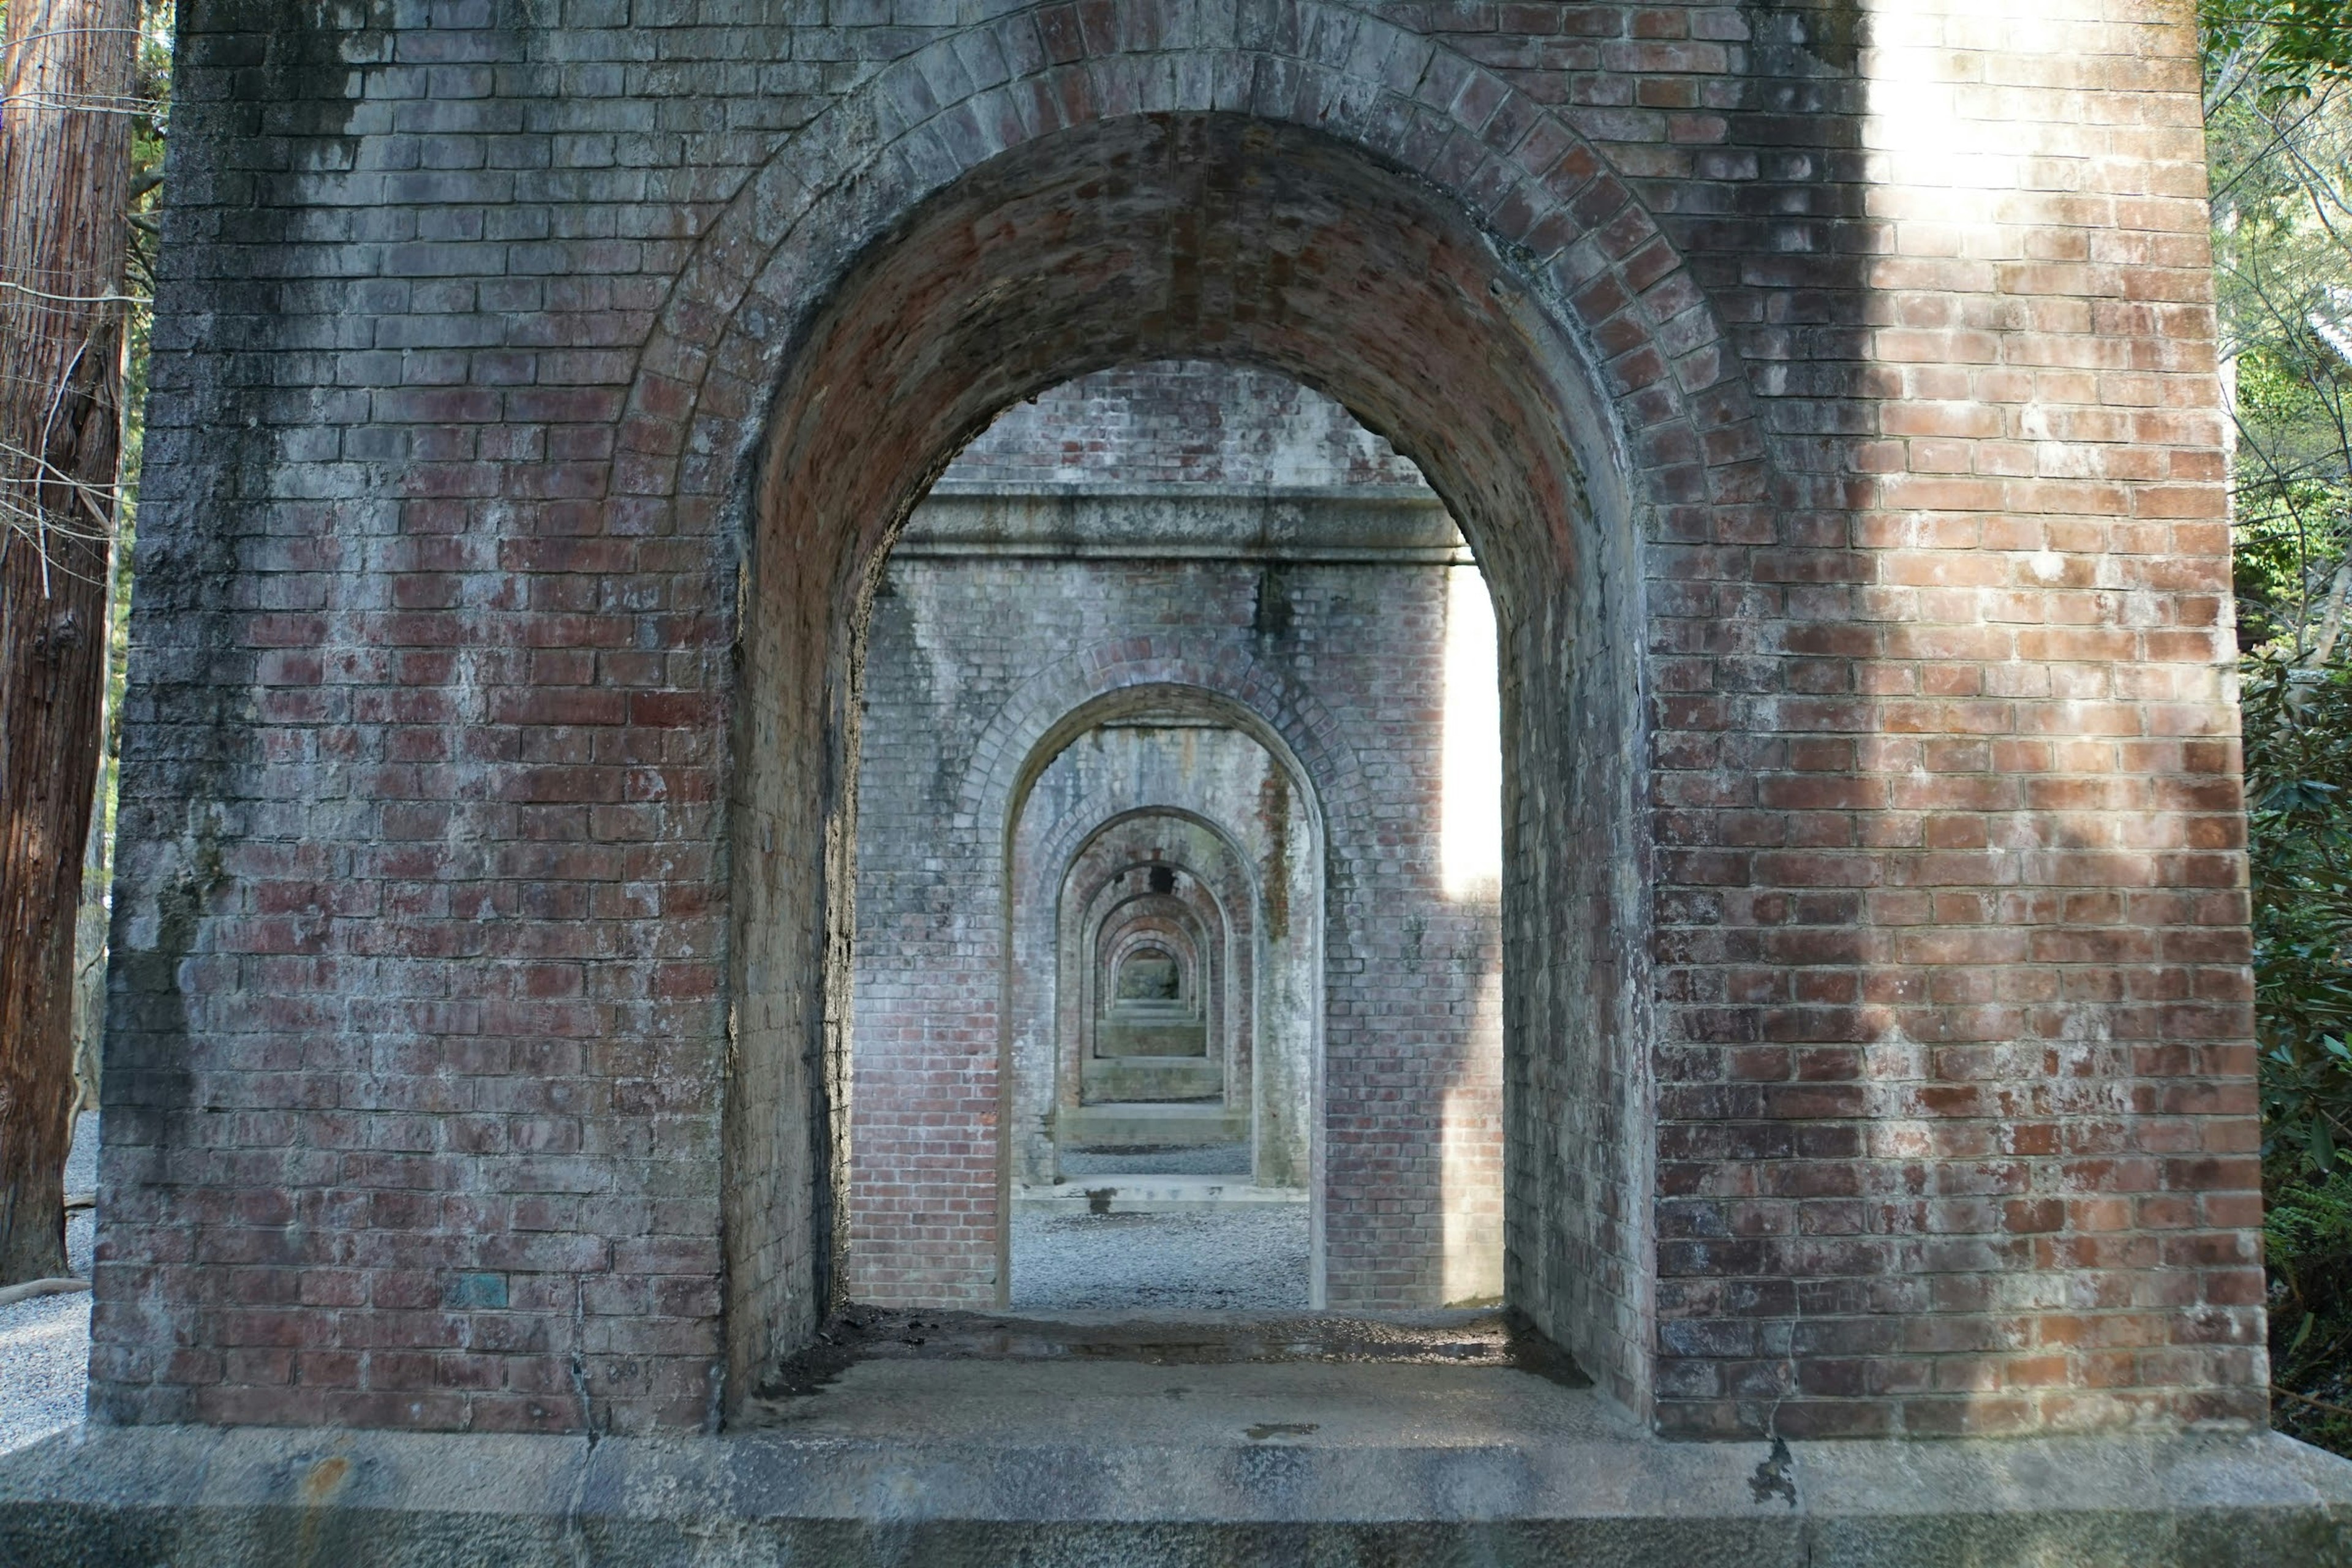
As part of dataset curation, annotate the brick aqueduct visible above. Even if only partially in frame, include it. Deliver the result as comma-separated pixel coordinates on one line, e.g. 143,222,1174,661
101,0,2258,1445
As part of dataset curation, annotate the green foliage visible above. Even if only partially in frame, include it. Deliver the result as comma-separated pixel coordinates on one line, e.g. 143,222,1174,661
2204,11,2352,660
2228,345,2352,651
2240,619,2352,1461
2203,1,2352,92
2242,656,2352,1450
2267,1169,2352,1447
2208,1,2352,1455
2243,656,2352,1177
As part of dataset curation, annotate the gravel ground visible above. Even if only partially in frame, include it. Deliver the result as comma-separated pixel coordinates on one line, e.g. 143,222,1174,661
1,1112,97,1458
1058,1141,1250,1177
1009,1204,1308,1311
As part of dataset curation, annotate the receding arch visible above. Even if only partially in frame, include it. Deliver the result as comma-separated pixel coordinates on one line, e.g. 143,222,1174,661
1011,715,1324,1267
1107,936,1191,1007
631,4,1753,541
1038,809,1264,1153
990,671,1352,859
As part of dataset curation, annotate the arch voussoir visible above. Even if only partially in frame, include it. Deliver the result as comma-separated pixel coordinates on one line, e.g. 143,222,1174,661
623,2,1744,539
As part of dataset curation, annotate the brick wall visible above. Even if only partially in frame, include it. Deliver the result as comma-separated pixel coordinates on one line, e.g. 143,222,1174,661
105,0,2252,1437
943,358,1428,490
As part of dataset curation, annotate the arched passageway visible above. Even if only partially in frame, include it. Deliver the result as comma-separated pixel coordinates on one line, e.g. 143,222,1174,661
733,107,1650,1411
846,356,1510,1316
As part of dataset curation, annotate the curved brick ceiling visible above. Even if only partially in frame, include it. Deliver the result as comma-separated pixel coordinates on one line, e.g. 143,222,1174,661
758,112,1604,636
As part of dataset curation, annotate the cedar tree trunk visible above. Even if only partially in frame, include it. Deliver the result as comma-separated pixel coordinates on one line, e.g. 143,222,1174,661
0,0,134,1283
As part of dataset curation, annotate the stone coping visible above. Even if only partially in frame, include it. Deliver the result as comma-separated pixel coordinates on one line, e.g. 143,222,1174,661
1013,1176,1309,1212
897,486,1467,562
4,1357,2350,1566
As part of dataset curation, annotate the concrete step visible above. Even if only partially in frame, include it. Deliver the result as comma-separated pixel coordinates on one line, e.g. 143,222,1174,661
1106,1000,1194,1019
1016,1175,1306,1213
1082,1054,1223,1101
6,1379,2349,1565
1058,1101,1250,1149
1094,1017,1210,1057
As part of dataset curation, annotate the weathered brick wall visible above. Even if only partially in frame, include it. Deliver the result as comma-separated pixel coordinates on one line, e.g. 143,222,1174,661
850,364,1502,1308
940,358,1427,489
105,0,2251,1438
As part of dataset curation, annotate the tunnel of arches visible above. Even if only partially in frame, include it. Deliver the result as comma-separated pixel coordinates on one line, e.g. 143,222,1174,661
728,110,1653,1415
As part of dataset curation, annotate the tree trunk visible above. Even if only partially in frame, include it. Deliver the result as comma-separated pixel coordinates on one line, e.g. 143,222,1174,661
70,700,112,1121
0,0,134,1284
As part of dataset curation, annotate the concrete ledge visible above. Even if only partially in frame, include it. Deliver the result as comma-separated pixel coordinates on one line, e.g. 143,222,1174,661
1016,1176,1309,1213
898,486,1464,564
4,1416,2350,1566
1058,1101,1251,1148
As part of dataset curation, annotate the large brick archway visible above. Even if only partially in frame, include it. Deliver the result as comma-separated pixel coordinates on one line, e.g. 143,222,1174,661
621,13,1743,1423
724,109,1662,1413
91,0,2262,1453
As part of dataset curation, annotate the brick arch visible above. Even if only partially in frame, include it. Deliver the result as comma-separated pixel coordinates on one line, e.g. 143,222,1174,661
624,2,1757,548
1100,923,1200,1009
998,687,1330,1210
968,643,1351,870
1034,809,1272,1193
1047,809,1259,943
1040,812,1260,1011
717,29,1692,1409
1085,896,1221,1052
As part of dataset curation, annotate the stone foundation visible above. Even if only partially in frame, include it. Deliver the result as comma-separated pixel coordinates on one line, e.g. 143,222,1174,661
5,1412,2350,1567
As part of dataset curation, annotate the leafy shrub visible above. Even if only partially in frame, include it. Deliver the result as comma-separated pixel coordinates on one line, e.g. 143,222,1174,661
2267,1169,2352,1447
2243,654,2352,1450
2244,657,2352,1177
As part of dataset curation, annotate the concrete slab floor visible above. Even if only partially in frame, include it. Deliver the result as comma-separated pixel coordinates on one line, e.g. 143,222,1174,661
5,1316,2351,1564
761,1355,1619,1447
744,1310,1590,1403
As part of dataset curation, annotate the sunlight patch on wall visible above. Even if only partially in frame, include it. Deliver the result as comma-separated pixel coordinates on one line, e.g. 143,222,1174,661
1441,1047,1506,1308
1441,564,1502,900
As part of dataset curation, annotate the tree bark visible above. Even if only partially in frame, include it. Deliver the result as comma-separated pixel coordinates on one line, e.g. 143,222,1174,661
0,0,134,1284
70,694,112,1121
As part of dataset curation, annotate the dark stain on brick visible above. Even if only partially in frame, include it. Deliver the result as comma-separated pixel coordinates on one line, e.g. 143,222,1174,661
1747,0,1866,74
1256,768,1291,944
1251,565,1294,644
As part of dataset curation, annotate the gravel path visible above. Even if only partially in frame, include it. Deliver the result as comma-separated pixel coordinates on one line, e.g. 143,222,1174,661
1009,1204,1308,1311
1058,1141,1250,1177
1,1112,97,1458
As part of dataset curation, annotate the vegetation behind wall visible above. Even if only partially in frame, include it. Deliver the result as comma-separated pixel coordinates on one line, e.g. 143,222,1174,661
2204,0,2352,1455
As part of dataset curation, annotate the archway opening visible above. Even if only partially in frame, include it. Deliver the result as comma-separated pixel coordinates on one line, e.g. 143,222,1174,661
846,360,1506,1317
731,113,1649,1415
